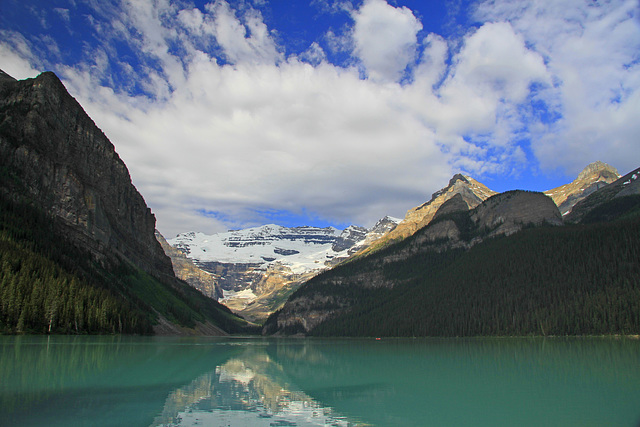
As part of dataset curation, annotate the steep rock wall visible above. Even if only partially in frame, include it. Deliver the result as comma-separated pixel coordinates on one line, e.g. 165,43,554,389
0,71,173,278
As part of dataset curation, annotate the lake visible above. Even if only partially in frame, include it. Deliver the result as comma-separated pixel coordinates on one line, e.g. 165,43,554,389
1,336,639,426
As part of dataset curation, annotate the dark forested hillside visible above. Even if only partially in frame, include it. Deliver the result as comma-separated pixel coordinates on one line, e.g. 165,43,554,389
0,193,253,334
264,195,640,337
0,71,255,335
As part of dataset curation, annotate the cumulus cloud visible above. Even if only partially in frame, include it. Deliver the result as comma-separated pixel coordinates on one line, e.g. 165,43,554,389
430,21,550,160
0,32,41,79
351,0,422,82
473,0,640,175
2,0,637,237
206,1,282,65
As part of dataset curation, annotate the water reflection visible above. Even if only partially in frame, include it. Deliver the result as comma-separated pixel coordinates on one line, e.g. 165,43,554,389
152,342,362,426
1,336,639,426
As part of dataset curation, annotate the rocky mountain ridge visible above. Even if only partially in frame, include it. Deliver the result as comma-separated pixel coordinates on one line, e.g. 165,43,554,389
263,164,640,336
564,165,640,223
544,161,620,215
358,174,497,255
162,161,619,324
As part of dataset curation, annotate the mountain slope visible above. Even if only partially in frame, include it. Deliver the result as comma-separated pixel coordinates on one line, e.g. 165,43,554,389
564,166,640,224
544,161,620,215
0,70,252,335
0,70,170,277
264,183,640,336
263,190,568,335
308,215,640,337
357,174,496,255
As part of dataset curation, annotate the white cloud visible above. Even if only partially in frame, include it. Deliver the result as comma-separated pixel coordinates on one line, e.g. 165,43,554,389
3,0,637,237
351,0,423,82
399,21,550,177
446,22,549,104
473,0,640,176
324,28,352,55
0,31,41,79
206,0,282,65
300,42,326,65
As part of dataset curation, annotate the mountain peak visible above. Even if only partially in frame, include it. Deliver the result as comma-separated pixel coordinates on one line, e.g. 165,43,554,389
577,161,619,181
356,174,496,255
448,173,470,186
545,161,621,215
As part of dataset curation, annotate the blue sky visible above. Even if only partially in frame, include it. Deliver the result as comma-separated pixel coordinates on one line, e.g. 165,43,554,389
1,0,639,236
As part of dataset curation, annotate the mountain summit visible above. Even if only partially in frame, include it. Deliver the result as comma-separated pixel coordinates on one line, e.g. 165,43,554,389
358,174,496,255
545,161,620,215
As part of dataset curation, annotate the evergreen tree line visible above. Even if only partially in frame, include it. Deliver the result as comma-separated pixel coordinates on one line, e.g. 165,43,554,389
267,196,640,337
0,191,252,335
0,240,152,334
0,193,153,334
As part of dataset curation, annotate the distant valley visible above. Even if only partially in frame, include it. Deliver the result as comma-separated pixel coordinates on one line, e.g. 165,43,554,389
161,161,623,323
160,218,399,322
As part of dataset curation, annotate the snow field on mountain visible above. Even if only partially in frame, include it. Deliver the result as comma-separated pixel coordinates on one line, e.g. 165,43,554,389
168,224,352,275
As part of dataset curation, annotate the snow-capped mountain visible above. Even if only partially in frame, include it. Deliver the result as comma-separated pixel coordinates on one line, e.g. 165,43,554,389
170,225,348,274
165,220,400,322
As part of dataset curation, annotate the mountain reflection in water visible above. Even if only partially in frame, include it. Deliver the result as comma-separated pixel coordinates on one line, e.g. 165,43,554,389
1,336,640,426
152,342,358,426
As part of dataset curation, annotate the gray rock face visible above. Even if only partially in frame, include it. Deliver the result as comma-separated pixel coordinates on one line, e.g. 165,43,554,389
433,193,470,220
0,70,173,278
332,225,368,252
471,191,563,237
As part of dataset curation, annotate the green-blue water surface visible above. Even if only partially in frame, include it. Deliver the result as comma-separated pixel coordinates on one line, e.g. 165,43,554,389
1,336,639,426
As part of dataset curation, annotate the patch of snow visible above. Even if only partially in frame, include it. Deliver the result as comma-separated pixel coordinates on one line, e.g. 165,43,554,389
623,172,638,186
220,288,257,303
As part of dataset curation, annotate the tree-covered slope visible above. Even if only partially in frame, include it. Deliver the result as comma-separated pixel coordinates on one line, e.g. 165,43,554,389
264,194,640,337
0,193,254,334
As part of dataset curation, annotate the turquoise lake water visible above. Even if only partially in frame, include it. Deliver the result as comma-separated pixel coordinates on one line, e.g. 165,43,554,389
1,336,639,426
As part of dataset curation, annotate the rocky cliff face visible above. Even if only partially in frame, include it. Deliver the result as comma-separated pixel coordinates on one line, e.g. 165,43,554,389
0,71,253,335
544,161,620,215
156,231,223,299
0,70,172,278
471,191,563,237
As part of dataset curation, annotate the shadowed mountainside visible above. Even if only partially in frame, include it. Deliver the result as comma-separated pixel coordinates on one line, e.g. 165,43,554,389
0,70,253,335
